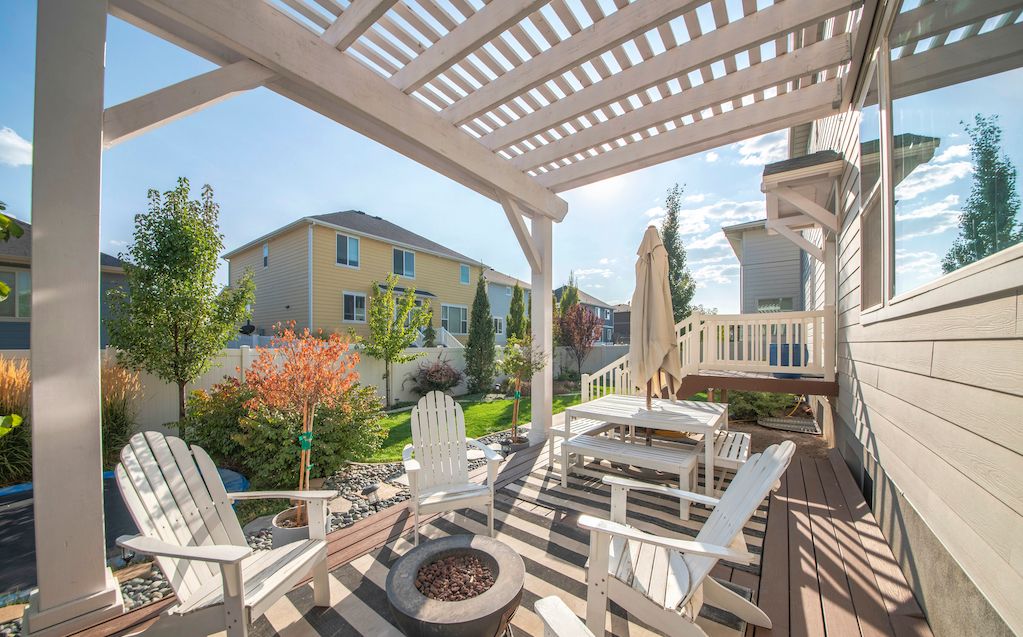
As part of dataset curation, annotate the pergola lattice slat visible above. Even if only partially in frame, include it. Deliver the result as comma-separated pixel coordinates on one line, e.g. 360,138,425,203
322,0,399,50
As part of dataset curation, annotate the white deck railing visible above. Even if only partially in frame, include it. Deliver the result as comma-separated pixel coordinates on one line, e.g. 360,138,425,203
581,307,836,402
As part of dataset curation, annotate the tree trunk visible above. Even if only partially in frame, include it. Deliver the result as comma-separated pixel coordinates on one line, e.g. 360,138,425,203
177,380,187,437
385,360,392,407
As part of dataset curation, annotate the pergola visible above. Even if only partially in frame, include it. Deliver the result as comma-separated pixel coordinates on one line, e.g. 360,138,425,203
26,0,870,634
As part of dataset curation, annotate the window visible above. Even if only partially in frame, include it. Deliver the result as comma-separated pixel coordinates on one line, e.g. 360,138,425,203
262,243,268,268
757,297,794,313
393,248,415,277
505,286,512,296
605,308,611,320
441,305,468,334
336,234,360,267
493,316,504,335
342,292,366,322
459,264,470,284
0,270,31,318
859,54,882,204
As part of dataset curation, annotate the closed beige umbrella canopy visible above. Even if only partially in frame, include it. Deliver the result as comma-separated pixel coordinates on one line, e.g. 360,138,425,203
630,226,683,405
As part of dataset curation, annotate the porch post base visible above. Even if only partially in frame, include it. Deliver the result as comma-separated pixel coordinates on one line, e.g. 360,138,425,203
23,569,124,637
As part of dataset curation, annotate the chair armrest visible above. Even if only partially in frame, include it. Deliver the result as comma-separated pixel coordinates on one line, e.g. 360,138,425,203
228,490,337,502
466,437,504,462
602,475,721,508
403,458,421,474
117,535,251,565
402,444,414,462
535,596,595,637
576,515,754,564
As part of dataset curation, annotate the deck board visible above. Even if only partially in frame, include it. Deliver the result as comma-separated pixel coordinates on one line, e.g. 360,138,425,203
75,438,932,637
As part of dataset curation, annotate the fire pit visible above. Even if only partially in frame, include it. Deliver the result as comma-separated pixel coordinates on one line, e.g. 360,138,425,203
386,535,525,637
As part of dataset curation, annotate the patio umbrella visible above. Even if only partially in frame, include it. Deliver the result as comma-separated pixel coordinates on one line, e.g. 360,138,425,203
630,226,683,409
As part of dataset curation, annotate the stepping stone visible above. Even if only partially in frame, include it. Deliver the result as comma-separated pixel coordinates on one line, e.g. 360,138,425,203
328,496,352,514
391,473,409,486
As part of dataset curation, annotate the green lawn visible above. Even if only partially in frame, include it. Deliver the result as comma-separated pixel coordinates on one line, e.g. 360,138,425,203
360,393,581,463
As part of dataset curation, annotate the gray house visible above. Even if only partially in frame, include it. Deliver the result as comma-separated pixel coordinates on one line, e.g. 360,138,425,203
483,269,530,345
722,219,804,313
554,286,614,343
0,221,126,349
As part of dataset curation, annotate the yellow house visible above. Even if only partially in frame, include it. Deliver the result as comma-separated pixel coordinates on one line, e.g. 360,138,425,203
223,210,483,342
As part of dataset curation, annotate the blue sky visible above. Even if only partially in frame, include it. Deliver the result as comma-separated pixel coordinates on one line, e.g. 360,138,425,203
0,3,922,315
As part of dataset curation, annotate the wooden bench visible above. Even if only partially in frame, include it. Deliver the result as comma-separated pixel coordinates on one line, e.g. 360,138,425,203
546,417,615,467
644,430,752,491
561,435,700,519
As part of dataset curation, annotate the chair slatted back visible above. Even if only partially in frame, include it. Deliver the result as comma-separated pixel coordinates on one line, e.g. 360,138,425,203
409,392,470,491
683,441,795,599
116,432,248,602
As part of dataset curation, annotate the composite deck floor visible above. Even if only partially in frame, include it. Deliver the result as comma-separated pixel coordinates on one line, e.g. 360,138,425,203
77,429,931,637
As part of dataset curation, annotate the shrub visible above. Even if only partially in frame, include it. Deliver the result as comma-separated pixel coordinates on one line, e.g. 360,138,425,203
0,356,31,486
407,355,464,396
182,377,253,472
101,359,141,468
727,391,797,421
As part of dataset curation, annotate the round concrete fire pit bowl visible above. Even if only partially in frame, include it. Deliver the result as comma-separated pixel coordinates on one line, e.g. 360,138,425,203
386,535,525,637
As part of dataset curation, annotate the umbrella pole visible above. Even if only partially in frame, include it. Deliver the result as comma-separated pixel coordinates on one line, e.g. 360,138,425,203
645,379,653,410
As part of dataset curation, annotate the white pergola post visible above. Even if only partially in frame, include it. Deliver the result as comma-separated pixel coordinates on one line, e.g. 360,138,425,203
528,216,554,445
23,1,124,635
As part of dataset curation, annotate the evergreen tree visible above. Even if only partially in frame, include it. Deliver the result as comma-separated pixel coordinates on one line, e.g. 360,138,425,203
506,283,527,340
558,271,580,315
464,275,496,394
422,320,437,347
661,183,697,322
942,115,1022,273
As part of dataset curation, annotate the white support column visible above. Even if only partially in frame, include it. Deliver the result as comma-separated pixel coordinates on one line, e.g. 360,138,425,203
23,1,124,635
528,216,554,446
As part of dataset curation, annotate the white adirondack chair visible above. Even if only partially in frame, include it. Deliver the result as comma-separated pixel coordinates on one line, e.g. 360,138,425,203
536,596,597,637
578,441,796,637
115,432,335,637
403,391,503,545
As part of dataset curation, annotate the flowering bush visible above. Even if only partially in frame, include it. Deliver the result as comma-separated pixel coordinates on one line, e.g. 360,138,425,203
407,355,464,396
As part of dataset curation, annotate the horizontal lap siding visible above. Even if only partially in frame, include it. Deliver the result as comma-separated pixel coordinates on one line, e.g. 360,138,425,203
228,225,310,333
808,106,1023,635
741,227,804,313
310,225,479,342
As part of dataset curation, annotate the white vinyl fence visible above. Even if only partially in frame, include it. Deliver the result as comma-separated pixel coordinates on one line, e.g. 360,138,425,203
0,346,469,431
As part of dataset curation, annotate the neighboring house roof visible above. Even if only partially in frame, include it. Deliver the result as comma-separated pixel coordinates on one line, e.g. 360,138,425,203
0,220,125,270
484,268,530,290
762,150,843,176
721,218,767,260
613,303,630,313
222,210,482,265
554,285,613,309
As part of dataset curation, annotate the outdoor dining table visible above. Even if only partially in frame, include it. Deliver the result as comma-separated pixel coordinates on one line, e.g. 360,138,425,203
563,393,728,495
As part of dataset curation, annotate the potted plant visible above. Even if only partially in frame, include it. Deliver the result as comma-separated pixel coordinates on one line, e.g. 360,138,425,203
245,322,359,547
497,337,547,452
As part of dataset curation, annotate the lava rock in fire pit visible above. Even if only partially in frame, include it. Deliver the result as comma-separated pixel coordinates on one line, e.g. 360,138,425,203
415,553,495,601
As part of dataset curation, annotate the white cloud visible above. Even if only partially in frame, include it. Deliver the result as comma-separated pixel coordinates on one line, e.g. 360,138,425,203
682,193,706,204
692,263,739,287
895,194,960,221
691,254,733,265
647,199,763,239
934,144,969,163
895,161,971,200
575,267,614,279
109,239,128,247
898,219,959,241
598,257,617,265
705,151,720,163
895,249,941,280
643,206,663,218
0,127,32,167
688,233,730,250
734,131,787,166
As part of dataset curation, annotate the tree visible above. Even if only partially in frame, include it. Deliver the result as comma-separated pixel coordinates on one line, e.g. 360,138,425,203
506,283,527,340
942,115,1023,273
0,200,24,301
107,178,254,430
464,275,496,394
245,323,359,526
661,184,697,322
364,274,431,407
422,320,437,347
558,272,580,315
497,337,547,442
558,303,603,378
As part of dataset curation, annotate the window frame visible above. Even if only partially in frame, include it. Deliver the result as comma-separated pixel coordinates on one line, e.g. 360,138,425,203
856,4,1023,325
393,248,416,279
459,263,470,285
335,232,360,269
342,291,367,323
0,268,30,320
262,242,269,268
492,316,504,335
440,304,468,335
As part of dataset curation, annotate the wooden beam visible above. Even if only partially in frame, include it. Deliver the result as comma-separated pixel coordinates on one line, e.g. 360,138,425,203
890,0,1023,49
118,0,568,221
389,0,549,93
768,216,825,261
500,193,541,271
772,184,840,232
512,36,850,170
482,0,858,151
103,60,275,148
322,0,398,50
538,79,840,192
443,0,705,125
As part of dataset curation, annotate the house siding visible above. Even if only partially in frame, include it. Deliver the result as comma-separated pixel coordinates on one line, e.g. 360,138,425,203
228,224,310,335
739,227,804,313
804,106,1021,637
487,282,530,345
309,224,479,341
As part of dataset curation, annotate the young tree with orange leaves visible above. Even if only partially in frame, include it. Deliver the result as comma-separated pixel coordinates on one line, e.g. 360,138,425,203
245,322,359,525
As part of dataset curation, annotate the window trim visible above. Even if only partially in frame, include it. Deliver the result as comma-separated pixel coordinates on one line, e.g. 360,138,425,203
492,315,505,335
440,303,468,335
262,242,269,268
0,267,30,321
459,263,470,285
342,290,367,323
335,232,360,269
393,247,416,279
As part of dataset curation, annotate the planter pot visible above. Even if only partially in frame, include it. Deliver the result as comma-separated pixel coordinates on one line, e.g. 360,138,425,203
271,506,310,548
500,436,530,454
